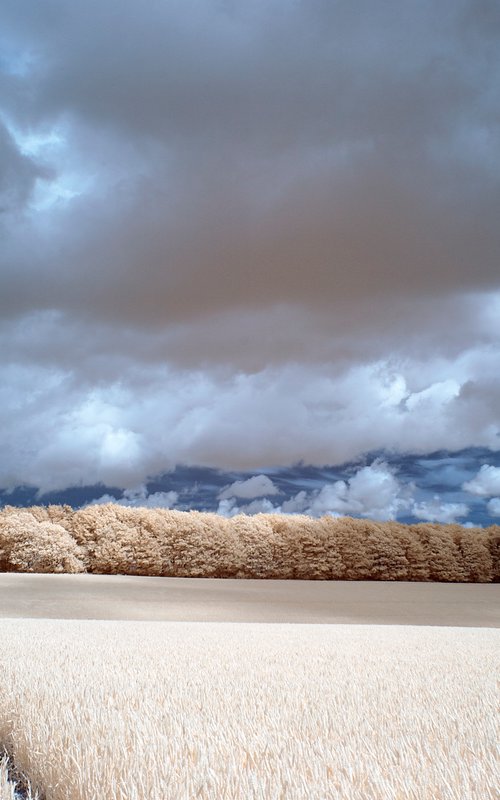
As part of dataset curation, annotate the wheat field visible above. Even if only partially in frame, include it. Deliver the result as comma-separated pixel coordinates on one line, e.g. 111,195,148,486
0,620,497,800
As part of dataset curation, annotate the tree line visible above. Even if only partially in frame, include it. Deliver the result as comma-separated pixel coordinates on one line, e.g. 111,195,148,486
0,504,498,581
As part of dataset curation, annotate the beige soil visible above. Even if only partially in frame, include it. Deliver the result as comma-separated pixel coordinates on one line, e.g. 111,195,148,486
0,573,498,625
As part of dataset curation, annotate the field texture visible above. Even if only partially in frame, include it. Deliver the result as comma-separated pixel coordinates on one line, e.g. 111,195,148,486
0,620,497,800
0,574,498,626
0,504,498,581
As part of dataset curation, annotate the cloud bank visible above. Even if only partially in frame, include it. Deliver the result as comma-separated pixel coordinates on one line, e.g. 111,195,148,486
0,0,499,491
214,462,471,523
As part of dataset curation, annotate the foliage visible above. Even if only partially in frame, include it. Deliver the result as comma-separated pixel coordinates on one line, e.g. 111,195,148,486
0,505,497,581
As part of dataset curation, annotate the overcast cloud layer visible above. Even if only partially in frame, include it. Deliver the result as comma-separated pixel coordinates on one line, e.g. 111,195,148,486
1,1,499,504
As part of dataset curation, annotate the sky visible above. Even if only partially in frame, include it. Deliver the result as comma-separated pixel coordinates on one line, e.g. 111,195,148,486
0,0,499,523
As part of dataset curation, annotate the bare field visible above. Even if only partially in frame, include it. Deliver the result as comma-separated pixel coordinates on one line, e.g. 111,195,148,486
0,620,498,800
0,574,499,625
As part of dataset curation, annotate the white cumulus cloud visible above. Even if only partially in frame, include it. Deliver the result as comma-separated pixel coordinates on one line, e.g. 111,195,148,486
412,497,469,524
462,465,500,497
217,497,280,517
90,485,178,509
487,497,500,516
305,461,412,521
218,474,280,501
218,462,411,521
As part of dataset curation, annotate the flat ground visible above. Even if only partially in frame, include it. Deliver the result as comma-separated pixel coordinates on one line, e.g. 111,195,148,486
0,573,498,625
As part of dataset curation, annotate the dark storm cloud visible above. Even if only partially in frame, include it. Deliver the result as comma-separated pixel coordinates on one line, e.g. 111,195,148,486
1,0,499,322
0,0,499,491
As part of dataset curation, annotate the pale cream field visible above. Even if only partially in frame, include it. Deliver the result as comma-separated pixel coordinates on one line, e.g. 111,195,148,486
0,575,498,626
0,619,498,800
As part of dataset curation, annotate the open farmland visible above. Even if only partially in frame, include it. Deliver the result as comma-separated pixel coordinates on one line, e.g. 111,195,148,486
0,512,498,799
0,620,498,800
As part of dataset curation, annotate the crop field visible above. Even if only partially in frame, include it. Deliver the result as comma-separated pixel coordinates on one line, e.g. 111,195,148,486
0,508,498,799
0,620,498,800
